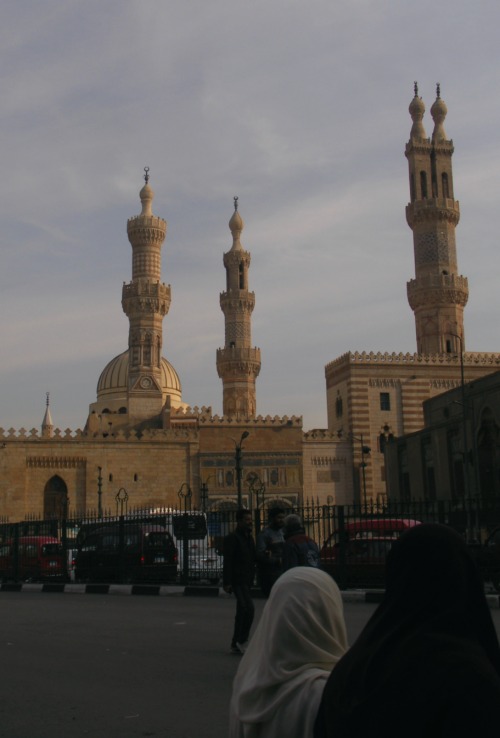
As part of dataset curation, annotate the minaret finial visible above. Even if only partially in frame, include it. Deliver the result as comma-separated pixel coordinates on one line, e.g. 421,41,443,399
234,196,239,212
414,81,418,97
46,391,50,408
144,166,150,184
436,83,441,99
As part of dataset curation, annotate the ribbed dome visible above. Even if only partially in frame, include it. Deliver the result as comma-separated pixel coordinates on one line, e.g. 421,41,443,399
96,350,182,405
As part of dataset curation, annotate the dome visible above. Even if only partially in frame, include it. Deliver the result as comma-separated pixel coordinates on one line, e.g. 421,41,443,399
96,350,182,407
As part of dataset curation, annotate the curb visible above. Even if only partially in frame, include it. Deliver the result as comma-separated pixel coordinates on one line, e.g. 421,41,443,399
1,582,499,608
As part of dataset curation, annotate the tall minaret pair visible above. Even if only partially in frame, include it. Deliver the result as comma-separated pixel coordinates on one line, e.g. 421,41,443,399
406,83,468,355
217,198,261,417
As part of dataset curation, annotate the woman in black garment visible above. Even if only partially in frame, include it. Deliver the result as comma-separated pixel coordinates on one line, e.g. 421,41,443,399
314,524,500,737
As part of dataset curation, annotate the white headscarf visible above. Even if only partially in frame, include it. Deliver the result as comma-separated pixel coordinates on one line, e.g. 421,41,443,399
229,567,348,738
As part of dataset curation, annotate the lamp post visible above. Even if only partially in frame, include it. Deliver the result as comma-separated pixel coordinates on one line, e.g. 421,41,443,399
199,476,213,512
351,434,371,509
233,431,250,508
178,483,192,584
450,333,473,540
97,466,103,518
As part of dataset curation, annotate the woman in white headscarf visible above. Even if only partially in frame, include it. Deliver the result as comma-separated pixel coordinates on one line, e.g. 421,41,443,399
229,567,348,738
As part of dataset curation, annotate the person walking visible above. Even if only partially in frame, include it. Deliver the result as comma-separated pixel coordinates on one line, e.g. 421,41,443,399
223,509,257,655
256,506,285,596
282,513,320,570
229,567,348,738
314,523,500,737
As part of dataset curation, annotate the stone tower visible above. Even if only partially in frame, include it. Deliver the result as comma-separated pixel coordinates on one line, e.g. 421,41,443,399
217,198,261,417
121,169,171,420
405,83,469,355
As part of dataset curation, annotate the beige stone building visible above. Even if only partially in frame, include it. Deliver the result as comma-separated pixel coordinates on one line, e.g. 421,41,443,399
325,85,500,504
0,176,305,520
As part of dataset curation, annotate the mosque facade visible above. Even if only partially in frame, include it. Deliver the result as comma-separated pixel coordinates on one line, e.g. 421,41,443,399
0,176,344,521
1,86,499,521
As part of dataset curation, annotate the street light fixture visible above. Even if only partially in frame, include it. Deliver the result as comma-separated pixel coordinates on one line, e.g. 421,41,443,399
351,434,371,509
233,431,250,508
450,333,473,540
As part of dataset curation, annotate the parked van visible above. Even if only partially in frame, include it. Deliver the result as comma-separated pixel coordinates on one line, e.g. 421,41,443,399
0,536,67,582
320,518,421,587
74,522,178,583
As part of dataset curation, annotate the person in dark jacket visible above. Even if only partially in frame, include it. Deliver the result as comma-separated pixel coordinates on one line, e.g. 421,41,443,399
282,514,320,570
223,509,257,654
256,506,285,597
314,523,500,737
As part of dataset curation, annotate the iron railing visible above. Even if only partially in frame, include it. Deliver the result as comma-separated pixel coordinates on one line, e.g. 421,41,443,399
0,499,498,589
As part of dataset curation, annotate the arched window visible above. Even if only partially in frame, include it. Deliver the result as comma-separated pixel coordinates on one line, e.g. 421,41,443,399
44,475,68,519
420,171,428,198
442,172,450,198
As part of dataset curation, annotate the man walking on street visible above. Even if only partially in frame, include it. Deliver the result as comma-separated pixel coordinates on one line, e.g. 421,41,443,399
223,509,256,655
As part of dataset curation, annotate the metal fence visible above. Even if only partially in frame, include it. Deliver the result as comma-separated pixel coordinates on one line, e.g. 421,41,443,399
0,499,498,589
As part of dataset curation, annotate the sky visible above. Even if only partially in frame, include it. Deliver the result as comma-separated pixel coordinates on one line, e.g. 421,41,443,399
1,0,500,434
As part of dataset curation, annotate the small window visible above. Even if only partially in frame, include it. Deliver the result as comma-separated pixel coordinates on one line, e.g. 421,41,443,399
380,393,391,411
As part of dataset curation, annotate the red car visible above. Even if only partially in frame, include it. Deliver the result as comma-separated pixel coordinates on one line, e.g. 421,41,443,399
320,518,421,588
0,536,67,582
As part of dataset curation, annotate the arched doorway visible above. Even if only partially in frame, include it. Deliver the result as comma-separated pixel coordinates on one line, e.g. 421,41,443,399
44,475,69,519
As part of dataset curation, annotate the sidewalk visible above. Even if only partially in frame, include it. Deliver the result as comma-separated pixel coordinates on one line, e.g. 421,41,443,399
2,580,499,608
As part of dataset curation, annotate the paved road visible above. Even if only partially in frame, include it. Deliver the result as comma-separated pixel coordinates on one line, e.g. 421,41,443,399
0,593,498,738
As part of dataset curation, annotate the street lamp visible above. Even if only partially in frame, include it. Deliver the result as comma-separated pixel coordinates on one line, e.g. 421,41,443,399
177,483,192,584
199,476,213,512
351,434,371,509
233,431,250,508
450,333,473,539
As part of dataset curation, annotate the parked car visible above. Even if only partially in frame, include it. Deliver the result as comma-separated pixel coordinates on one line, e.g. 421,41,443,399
0,536,67,582
320,518,421,588
182,542,223,583
74,523,178,583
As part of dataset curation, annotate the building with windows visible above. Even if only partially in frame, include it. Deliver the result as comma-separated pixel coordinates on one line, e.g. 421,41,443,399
325,85,500,504
385,369,500,507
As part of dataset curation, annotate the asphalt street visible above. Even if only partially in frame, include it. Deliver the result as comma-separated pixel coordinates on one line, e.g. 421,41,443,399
0,592,499,738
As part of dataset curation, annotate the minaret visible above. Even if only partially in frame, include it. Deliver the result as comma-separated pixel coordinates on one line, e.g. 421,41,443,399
217,198,261,417
41,392,54,438
405,83,469,355
121,169,171,420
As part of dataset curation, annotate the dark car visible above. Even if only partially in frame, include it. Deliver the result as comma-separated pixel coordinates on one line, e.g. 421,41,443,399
74,523,178,583
320,518,421,588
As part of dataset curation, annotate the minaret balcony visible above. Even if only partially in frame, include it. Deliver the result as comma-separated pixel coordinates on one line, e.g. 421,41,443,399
407,273,468,309
406,198,460,227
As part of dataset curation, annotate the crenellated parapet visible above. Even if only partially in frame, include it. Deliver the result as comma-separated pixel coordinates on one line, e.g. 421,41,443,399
197,413,302,427
326,350,500,372
0,426,199,443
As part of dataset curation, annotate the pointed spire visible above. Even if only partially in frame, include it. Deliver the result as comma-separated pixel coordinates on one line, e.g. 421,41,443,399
42,392,54,438
228,195,244,250
431,83,448,142
408,81,427,140
139,166,154,216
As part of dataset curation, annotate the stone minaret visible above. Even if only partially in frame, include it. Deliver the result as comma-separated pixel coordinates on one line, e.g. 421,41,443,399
217,198,261,417
405,83,468,355
121,169,171,420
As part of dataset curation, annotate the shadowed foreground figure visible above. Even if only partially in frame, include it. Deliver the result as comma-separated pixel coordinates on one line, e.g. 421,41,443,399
229,567,348,738
314,523,500,737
